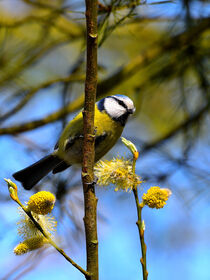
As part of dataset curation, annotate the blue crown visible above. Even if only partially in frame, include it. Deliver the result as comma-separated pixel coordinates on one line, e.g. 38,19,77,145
113,94,129,99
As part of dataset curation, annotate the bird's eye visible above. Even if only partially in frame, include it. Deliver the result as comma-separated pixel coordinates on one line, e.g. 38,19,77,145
117,100,127,109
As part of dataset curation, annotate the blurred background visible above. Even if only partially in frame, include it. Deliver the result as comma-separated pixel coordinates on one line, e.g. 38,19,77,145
0,0,209,279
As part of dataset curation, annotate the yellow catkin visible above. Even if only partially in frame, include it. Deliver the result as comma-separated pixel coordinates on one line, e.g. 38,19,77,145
14,236,47,255
17,209,57,239
142,186,172,209
27,191,56,215
95,157,142,192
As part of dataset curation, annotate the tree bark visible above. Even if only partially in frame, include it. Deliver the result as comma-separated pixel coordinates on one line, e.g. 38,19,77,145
82,0,98,279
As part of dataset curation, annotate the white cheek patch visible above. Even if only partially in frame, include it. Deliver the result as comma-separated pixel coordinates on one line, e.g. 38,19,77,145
104,98,126,119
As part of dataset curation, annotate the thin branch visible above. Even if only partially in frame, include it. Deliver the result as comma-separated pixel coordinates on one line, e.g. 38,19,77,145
133,189,148,280
132,154,148,280
26,208,89,276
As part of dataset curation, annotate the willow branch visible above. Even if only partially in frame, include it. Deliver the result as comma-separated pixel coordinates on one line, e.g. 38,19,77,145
132,156,148,280
133,190,148,280
5,182,90,277
82,0,98,279
23,208,89,276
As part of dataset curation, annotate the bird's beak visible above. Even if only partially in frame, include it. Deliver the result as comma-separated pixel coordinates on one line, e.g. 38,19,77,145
128,108,135,114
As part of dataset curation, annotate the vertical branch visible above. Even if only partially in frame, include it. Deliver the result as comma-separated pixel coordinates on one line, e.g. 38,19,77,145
133,188,148,280
82,0,98,280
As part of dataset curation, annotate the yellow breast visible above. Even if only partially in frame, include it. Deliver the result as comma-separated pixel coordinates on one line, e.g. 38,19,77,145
57,104,124,164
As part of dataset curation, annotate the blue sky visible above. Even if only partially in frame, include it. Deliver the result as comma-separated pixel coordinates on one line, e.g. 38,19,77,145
1,183,209,280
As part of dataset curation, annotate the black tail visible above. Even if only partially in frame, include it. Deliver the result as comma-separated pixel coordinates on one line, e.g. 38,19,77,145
13,155,62,190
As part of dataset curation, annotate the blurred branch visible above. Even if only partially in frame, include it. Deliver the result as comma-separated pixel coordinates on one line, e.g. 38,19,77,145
2,250,45,280
98,0,144,14
0,16,208,135
98,3,135,46
60,53,85,128
9,249,47,280
13,134,49,154
22,0,68,11
126,16,176,24
98,16,209,92
149,0,175,5
0,8,83,86
141,102,210,154
0,94,84,135
0,37,71,86
0,74,85,122
0,16,84,38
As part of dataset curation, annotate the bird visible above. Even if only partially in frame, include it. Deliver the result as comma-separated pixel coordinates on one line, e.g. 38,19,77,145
13,95,135,190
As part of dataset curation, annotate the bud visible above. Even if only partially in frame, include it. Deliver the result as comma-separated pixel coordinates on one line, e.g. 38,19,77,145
4,178,17,190
4,178,18,201
27,191,56,215
141,220,145,231
121,137,139,160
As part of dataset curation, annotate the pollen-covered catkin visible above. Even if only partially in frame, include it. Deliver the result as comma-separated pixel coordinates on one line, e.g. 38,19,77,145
142,187,172,209
27,191,56,215
14,236,47,255
95,157,142,192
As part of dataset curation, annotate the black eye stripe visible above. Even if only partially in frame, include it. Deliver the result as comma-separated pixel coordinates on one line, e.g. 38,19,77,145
111,97,128,110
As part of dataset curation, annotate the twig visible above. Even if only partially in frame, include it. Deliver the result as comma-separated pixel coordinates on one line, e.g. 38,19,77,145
132,154,148,280
133,188,148,280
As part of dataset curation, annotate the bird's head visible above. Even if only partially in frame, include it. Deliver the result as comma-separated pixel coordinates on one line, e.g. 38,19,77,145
97,95,135,126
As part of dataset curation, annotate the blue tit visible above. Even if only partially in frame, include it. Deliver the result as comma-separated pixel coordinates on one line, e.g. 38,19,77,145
13,95,135,190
